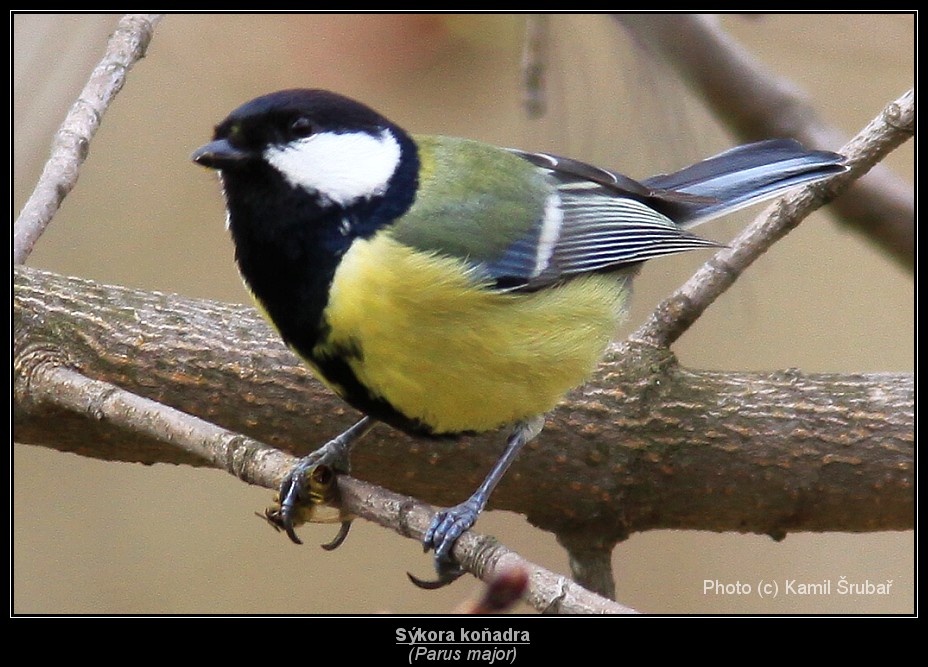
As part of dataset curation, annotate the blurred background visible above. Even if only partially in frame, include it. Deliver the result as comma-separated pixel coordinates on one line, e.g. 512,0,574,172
13,13,913,614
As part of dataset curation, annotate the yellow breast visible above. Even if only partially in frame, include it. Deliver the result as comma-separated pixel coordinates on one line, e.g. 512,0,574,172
318,234,627,434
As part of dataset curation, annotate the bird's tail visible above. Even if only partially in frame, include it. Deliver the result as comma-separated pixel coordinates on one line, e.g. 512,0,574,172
642,139,846,229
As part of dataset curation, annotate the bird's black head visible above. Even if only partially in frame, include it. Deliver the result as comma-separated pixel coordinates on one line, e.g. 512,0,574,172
198,89,394,160
193,89,419,239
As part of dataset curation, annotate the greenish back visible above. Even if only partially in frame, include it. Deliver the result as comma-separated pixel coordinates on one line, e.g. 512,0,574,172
388,135,551,264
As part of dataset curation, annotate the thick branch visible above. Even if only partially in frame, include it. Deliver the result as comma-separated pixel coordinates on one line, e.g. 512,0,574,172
14,266,914,543
613,14,914,270
13,13,162,265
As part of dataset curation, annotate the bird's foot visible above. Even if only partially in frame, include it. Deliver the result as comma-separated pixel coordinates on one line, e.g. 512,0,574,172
261,449,352,549
408,496,484,589
260,418,376,548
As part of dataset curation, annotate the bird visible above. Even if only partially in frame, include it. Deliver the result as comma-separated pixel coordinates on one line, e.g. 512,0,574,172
192,88,845,587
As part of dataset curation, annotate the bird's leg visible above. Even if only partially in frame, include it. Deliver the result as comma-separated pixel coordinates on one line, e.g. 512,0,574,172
274,416,377,545
410,416,545,589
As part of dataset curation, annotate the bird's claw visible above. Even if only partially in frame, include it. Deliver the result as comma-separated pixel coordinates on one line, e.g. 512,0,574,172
407,562,466,590
320,521,353,551
276,462,319,544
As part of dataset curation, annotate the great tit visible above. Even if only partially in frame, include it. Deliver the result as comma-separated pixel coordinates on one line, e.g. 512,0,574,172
193,88,845,587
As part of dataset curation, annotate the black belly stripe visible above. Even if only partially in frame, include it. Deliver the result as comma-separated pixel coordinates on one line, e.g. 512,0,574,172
305,338,438,437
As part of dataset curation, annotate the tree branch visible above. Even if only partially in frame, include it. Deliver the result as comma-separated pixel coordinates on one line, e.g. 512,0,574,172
14,266,914,547
613,14,914,270
13,13,162,265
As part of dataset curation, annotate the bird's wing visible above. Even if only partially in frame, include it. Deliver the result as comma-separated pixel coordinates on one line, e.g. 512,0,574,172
390,136,718,292
508,149,721,289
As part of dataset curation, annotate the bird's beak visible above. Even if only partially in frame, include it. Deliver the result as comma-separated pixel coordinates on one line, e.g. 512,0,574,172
192,139,250,169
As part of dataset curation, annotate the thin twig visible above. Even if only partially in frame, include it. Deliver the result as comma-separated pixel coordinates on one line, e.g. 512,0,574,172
633,88,914,349
520,14,550,119
13,13,162,265
24,363,637,614
613,14,914,270
24,363,292,485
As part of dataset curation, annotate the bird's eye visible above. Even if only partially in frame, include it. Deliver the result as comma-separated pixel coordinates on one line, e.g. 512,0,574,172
289,116,314,138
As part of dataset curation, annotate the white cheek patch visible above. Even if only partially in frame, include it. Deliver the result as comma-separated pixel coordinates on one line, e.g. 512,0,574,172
264,129,402,207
